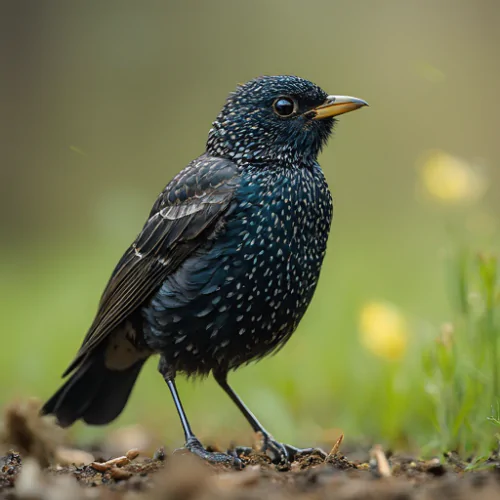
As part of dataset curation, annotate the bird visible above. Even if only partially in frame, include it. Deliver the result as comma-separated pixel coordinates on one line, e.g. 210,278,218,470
41,75,367,467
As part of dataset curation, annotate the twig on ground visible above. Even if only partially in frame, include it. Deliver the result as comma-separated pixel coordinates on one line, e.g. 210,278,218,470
370,445,392,478
90,448,140,472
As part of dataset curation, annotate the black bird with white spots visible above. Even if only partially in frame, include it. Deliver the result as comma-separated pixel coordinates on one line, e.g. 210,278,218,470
42,75,367,467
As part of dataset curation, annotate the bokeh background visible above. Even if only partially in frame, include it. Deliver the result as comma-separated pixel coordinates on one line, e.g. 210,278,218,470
2,0,499,453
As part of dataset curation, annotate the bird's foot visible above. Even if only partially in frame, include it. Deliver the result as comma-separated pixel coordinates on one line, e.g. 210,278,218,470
281,443,328,462
176,437,243,469
258,433,328,465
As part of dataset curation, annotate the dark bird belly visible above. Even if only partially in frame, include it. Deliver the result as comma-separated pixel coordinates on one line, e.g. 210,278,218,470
143,164,333,376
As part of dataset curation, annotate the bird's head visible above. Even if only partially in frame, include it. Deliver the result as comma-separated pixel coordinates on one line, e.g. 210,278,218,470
206,75,367,165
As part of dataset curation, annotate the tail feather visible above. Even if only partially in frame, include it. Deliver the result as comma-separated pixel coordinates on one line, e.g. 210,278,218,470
41,350,146,427
81,361,145,425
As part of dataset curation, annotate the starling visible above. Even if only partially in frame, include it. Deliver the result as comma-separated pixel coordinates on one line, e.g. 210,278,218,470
41,75,367,466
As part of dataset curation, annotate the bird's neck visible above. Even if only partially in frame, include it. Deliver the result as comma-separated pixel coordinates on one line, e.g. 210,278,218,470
205,124,318,168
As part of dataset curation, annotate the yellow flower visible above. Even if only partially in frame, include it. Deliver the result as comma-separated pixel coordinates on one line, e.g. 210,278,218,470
359,301,409,360
418,149,487,205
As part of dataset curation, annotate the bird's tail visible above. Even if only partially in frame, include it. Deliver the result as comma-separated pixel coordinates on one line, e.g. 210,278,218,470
41,348,146,427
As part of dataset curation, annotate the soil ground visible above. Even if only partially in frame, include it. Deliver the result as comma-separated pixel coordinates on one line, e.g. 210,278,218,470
3,445,500,499
2,401,500,499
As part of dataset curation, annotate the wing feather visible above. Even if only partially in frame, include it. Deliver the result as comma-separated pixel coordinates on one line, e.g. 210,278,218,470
63,156,239,376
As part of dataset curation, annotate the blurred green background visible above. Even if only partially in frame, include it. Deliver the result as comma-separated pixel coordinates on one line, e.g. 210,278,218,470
2,0,499,453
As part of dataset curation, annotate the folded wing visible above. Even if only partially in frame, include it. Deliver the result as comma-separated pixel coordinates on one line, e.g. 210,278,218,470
63,156,240,376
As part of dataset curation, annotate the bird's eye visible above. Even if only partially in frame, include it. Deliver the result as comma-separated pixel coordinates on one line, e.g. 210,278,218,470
273,97,296,117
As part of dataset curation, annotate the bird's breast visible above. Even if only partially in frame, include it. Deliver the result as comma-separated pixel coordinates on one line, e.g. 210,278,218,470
234,164,333,282
143,164,333,375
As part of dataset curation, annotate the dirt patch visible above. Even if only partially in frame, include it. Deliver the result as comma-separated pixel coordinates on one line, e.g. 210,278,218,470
2,400,500,499
3,446,500,500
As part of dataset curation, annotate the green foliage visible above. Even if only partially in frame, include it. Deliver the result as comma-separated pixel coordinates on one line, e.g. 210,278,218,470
422,251,499,455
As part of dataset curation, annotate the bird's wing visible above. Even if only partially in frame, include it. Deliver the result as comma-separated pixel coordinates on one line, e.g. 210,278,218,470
63,156,240,376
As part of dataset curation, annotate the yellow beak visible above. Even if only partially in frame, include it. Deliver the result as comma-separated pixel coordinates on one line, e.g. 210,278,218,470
311,95,368,120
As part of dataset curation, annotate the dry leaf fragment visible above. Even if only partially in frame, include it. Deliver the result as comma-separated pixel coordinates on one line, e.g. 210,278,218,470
126,448,140,461
327,434,344,458
91,455,129,472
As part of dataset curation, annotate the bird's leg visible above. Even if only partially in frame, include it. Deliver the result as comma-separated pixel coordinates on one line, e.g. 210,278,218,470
158,360,242,468
214,371,326,465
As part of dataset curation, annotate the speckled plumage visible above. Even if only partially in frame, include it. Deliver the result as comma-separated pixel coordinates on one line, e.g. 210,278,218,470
144,158,332,375
142,76,334,375
42,75,366,466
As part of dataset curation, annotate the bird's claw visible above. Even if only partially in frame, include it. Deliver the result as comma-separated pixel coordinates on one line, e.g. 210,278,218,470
177,437,243,469
260,435,289,464
282,443,328,461
260,434,327,465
